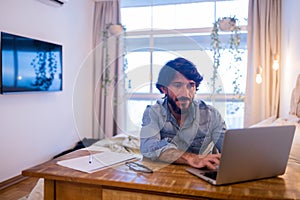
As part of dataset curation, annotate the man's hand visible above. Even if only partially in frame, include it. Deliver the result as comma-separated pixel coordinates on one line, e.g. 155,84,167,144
158,149,221,170
184,153,221,170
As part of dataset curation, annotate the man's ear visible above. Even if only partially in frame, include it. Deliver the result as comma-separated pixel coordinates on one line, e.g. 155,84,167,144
160,86,168,94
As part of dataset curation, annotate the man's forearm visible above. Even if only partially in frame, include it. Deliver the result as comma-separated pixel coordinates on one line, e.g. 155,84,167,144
158,149,203,164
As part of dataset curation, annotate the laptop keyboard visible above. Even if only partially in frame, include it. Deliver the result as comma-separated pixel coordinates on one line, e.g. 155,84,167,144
204,171,218,180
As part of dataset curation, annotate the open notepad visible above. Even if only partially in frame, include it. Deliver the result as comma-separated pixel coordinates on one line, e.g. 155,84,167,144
57,151,138,173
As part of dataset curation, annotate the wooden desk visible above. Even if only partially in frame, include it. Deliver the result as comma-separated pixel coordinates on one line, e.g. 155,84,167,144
22,150,300,200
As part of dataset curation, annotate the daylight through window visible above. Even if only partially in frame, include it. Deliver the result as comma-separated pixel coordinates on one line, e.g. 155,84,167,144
120,0,248,134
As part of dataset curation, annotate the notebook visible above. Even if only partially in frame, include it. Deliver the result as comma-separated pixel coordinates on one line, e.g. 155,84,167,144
186,125,296,185
57,151,138,173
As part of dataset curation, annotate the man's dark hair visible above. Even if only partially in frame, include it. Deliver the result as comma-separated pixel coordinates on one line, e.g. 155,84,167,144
156,57,203,93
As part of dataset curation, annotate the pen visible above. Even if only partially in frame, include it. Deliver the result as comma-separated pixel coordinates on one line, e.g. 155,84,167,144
89,154,93,164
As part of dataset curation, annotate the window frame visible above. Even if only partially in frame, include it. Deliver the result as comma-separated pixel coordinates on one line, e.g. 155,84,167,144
121,0,248,131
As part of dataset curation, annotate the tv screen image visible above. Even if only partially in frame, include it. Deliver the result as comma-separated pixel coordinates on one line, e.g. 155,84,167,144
0,32,62,94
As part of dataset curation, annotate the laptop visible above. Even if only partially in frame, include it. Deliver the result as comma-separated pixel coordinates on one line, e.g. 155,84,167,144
186,125,296,185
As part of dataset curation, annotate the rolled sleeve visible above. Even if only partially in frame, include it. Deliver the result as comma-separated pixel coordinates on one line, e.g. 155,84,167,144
140,104,177,160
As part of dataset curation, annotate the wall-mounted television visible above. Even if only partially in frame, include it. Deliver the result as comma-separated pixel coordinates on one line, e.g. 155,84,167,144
0,32,62,94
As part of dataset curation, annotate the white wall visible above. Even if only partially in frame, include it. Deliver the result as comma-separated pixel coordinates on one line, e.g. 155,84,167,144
0,0,94,182
280,0,300,117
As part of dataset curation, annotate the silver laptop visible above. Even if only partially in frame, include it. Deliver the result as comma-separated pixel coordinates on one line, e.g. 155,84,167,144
186,125,296,185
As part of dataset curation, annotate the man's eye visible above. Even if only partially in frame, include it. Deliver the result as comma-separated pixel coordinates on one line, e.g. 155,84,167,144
172,83,182,88
188,83,196,88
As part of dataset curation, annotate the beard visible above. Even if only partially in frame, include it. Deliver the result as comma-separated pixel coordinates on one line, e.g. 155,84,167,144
167,96,192,115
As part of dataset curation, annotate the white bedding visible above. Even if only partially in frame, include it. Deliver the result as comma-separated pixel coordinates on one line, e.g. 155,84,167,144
84,133,140,154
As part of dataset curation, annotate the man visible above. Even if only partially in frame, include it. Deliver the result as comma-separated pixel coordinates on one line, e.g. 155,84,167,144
140,57,226,170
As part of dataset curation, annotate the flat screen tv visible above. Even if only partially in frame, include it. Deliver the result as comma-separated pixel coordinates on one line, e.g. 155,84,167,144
0,32,62,94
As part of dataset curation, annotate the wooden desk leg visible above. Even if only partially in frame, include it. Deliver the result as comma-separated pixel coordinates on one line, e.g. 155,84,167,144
44,179,55,200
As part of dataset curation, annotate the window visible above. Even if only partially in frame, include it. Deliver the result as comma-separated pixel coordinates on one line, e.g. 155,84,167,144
121,0,248,134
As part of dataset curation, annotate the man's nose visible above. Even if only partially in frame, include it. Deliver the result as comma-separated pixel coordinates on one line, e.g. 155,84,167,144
178,85,190,96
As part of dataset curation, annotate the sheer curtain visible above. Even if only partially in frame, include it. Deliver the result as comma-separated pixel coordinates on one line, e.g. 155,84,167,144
244,0,281,127
92,0,125,139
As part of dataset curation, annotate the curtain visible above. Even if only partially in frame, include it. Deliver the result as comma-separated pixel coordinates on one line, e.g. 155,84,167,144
92,0,125,139
244,0,281,127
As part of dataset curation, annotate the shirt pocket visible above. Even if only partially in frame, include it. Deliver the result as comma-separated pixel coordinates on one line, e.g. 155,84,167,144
161,130,176,143
160,122,178,142
188,136,205,154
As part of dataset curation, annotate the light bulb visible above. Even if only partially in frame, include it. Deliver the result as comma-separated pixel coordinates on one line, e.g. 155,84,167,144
256,66,263,84
272,54,280,71
256,73,262,84
272,60,279,70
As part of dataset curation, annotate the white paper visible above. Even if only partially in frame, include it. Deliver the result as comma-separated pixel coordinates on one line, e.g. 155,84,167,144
57,151,138,173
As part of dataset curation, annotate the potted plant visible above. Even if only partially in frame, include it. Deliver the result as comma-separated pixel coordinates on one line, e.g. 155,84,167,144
210,16,243,97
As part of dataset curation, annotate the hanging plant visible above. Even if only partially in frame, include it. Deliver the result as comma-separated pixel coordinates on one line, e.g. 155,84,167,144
210,16,243,98
101,23,126,95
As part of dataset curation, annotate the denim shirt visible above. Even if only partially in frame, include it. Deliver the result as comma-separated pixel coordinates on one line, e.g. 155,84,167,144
140,99,226,160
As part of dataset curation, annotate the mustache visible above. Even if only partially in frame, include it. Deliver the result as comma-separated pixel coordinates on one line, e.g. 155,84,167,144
175,97,191,101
